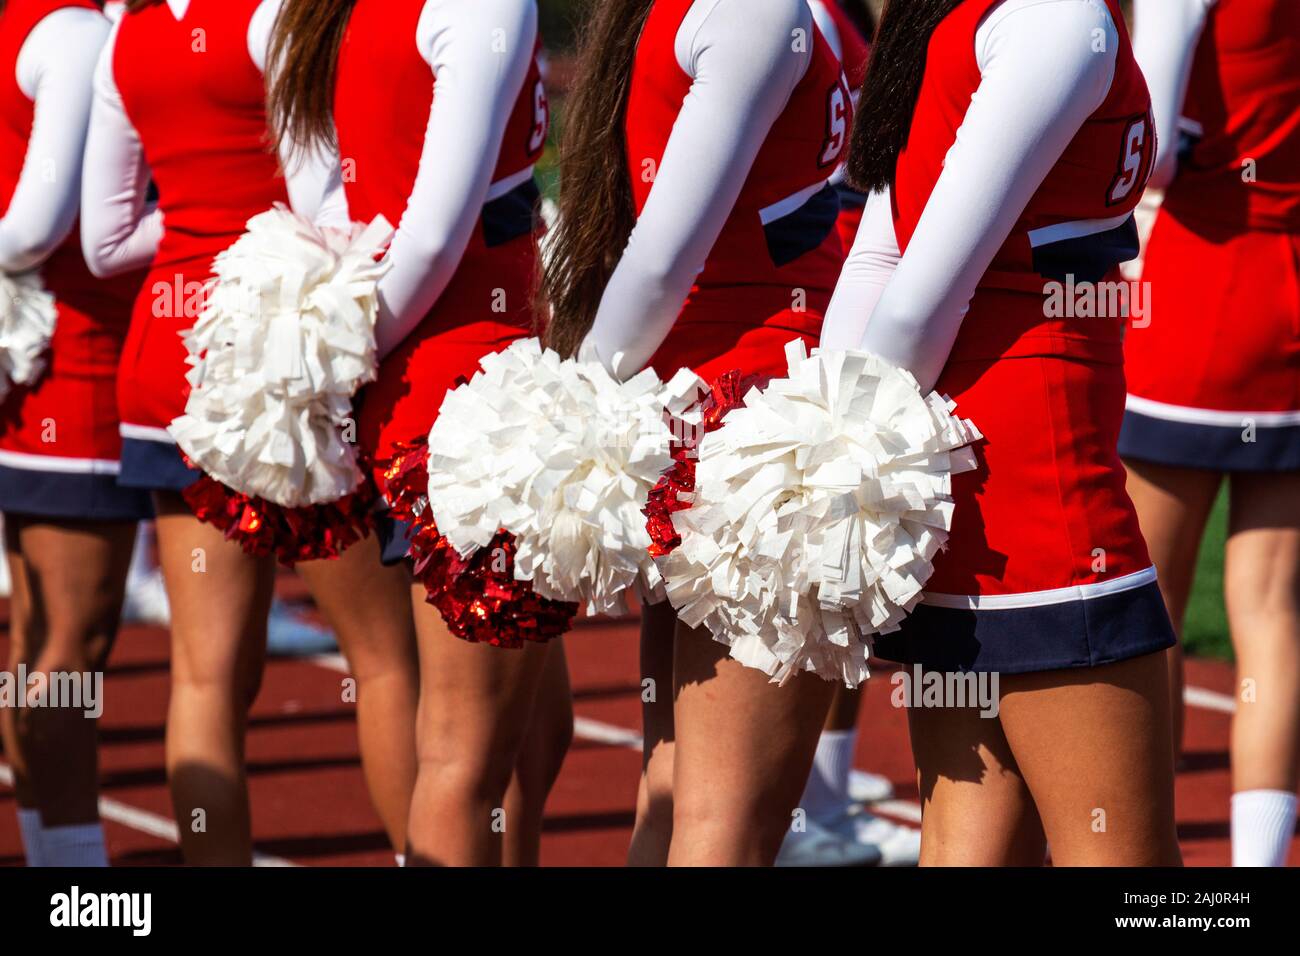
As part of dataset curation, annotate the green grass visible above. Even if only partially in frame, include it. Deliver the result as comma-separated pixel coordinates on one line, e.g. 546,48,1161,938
1183,487,1232,660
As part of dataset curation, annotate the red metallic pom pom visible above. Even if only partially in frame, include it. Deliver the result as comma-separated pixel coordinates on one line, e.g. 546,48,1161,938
378,438,578,648
644,370,759,558
181,467,377,567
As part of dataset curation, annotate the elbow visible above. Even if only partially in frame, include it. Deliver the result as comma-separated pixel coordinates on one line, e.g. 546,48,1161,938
80,239,120,279
0,231,63,274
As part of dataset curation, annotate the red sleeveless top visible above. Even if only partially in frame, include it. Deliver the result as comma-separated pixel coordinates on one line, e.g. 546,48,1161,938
895,0,1154,297
627,0,851,301
112,0,286,280
333,0,546,253
0,0,137,376
1166,0,1300,233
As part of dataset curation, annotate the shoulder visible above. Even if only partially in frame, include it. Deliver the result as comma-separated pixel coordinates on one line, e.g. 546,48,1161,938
678,0,812,74
18,6,110,94
977,0,1117,76
28,4,110,43
417,0,537,63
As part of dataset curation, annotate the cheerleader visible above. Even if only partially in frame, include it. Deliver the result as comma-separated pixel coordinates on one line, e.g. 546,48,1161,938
1121,0,1300,868
821,0,1181,865
268,0,572,867
544,0,871,866
80,0,418,866
0,0,144,867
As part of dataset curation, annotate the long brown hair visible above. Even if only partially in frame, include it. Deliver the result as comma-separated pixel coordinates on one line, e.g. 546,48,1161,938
845,0,961,193
266,0,356,156
540,0,654,358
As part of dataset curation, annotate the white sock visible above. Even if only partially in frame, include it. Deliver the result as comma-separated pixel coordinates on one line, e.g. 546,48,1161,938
800,730,857,820
395,853,405,867
17,808,46,867
1231,789,1297,867
41,822,109,867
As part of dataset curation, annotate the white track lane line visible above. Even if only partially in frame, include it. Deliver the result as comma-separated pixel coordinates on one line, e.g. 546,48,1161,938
0,762,297,867
306,654,927,823
307,653,1238,829
1184,685,1237,714
0,650,1238,862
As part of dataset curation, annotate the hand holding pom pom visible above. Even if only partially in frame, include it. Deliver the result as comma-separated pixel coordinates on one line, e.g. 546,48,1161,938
425,337,700,616
380,439,577,647
169,206,393,508
657,340,982,688
0,269,57,403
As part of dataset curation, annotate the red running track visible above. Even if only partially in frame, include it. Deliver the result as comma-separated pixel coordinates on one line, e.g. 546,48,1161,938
0,582,1295,867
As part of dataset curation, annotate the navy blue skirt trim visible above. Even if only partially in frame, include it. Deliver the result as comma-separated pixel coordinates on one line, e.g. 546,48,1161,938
375,511,415,566
1120,407,1300,472
0,462,153,522
871,579,1176,674
118,437,201,492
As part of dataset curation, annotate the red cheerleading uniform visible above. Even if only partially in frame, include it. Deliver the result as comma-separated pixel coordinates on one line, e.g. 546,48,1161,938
870,0,1174,674
0,0,149,520
631,0,851,384
110,0,288,490
1121,0,1300,470
335,0,546,492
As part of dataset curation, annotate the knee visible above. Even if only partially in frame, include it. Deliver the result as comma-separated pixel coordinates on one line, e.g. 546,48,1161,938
671,795,786,865
28,634,95,677
543,706,575,768
416,731,521,805
1225,559,1300,626
171,662,263,714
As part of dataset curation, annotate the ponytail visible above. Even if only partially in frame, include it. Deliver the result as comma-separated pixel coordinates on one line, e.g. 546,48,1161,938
540,0,654,358
266,0,357,157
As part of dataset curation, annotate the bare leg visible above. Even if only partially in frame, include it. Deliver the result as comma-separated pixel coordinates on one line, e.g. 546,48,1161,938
2,518,134,826
297,535,419,853
1224,472,1300,795
999,653,1182,866
502,639,573,866
627,601,676,866
826,686,863,731
1125,458,1222,758
404,590,553,866
668,625,834,866
155,492,274,866
0,522,35,811
909,699,1046,866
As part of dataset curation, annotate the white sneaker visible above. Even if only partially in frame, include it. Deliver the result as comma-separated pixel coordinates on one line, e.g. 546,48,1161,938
821,808,921,867
121,569,170,625
776,818,883,867
847,769,895,804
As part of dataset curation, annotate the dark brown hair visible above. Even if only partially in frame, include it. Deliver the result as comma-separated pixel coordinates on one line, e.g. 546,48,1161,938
540,0,654,358
266,0,357,156
845,0,961,193
125,0,165,11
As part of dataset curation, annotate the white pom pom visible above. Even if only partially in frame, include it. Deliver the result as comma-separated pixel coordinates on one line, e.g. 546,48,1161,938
658,340,982,688
0,269,58,404
169,206,393,507
425,337,691,615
